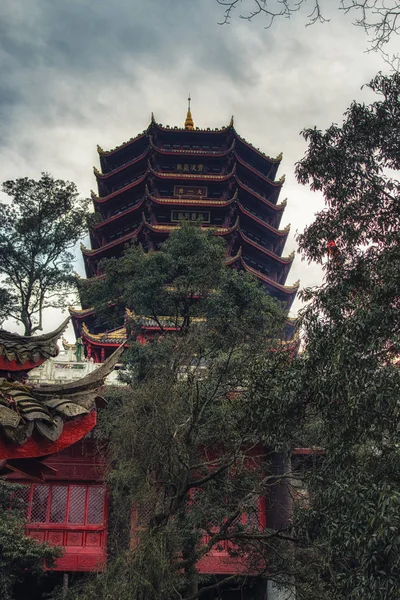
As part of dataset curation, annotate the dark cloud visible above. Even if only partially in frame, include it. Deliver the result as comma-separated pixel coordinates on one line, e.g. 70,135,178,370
0,0,260,129
0,0,394,331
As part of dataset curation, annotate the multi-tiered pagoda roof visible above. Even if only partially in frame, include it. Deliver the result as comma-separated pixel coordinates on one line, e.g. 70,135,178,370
71,108,298,361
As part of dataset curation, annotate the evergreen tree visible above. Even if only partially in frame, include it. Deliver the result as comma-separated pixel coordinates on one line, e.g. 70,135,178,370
74,222,302,600
295,72,400,599
0,173,89,335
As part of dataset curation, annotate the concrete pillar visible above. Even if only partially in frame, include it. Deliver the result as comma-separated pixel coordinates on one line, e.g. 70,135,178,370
266,451,292,531
265,452,295,600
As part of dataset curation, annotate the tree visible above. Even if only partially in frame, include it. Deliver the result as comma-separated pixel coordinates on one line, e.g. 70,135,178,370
0,479,60,600
217,0,400,51
73,223,305,600
0,173,90,335
294,72,400,598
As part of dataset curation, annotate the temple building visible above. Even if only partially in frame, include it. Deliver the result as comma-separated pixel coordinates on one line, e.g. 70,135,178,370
0,320,123,575
4,107,302,599
71,105,298,361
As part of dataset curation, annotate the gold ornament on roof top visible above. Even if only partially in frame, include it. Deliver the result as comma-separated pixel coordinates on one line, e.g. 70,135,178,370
97,145,104,154
93,166,101,176
279,174,286,183
184,94,194,130
275,152,283,161
229,115,234,128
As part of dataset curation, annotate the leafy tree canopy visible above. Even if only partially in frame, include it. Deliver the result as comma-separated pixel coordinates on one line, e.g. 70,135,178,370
294,72,400,599
75,223,306,600
0,173,90,335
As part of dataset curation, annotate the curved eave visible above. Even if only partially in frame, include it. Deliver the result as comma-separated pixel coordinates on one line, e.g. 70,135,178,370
69,306,95,319
92,171,149,204
152,121,234,135
236,178,285,212
226,246,242,265
84,337,126,347
234,132,281,165
239,230,294,264
82,224,143,258
95,148,149,179
82,332,128,346
143,217,239,236
81,325,180,346
237,202,289,237
236,153,283,187
0,356,47,372
241,258,299,295
93,197,145,230
98,131,148,157
146,188,236,208
0,318,69,367
150,138,235,157
149,165,235,182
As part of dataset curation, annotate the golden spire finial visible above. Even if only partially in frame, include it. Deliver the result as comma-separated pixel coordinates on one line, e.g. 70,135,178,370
184,94,194,130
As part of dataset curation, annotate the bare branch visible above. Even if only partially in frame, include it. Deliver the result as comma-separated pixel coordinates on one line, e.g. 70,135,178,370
216,0,400,50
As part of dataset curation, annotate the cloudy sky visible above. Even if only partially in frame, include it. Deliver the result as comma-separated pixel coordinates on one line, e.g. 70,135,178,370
0,0,395,337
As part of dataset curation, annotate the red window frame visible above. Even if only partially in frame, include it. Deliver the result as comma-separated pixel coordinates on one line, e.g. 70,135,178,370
16,483,106,531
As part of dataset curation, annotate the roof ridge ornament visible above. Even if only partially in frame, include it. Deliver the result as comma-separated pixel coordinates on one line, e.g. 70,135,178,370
184,94,194,130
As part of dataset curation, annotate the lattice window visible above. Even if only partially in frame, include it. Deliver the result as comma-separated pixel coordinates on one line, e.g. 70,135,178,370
19,484,106,527
31,485,49,523
243,495,265,530
68,486,86,524
137,501,154,528
12,485,30,512
50,486,68,523
87,487,105,525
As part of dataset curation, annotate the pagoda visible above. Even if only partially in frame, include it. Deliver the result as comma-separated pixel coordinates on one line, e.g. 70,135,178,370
71,103,298,361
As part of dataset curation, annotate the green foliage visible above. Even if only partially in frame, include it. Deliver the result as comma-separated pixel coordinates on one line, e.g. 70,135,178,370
0,479,60,600
76,223,302,600
0,173,90,335
82,221,228,330
295,72,400,599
